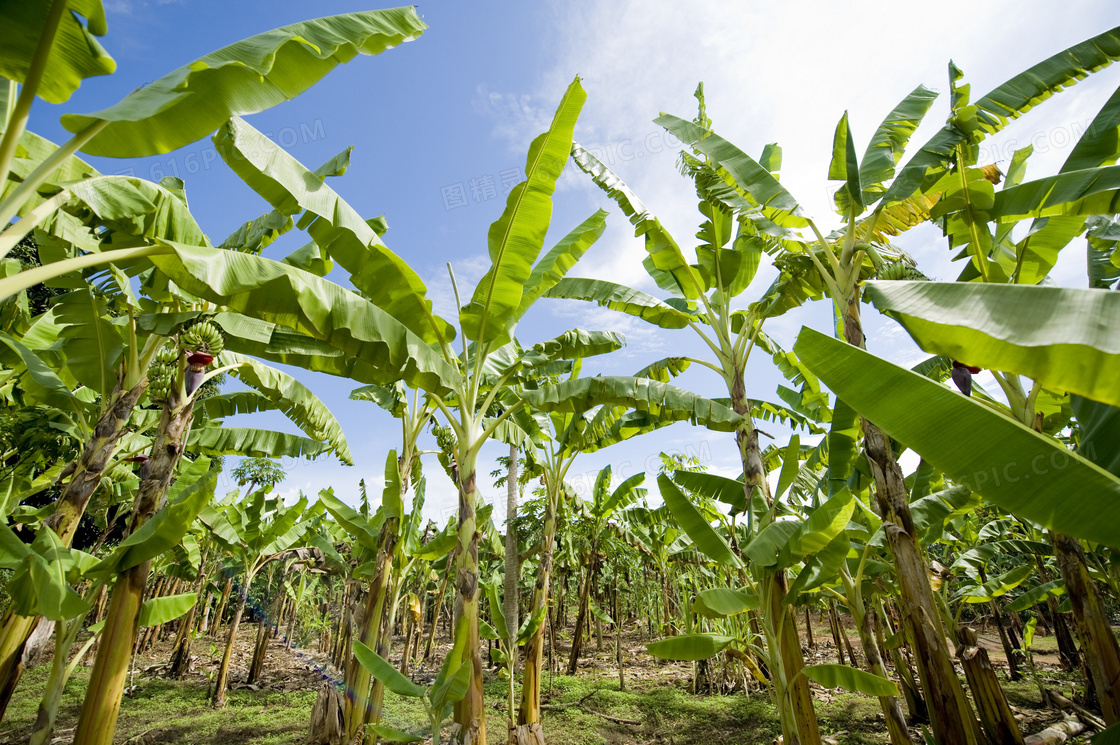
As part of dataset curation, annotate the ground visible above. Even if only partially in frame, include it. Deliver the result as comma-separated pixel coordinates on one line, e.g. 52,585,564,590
0,614,1094,744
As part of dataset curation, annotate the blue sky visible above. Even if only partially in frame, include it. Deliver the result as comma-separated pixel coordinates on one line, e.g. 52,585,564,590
26,0,1120,523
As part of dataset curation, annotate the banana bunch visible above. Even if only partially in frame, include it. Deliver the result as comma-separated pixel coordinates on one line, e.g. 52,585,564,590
147,343,181,402
179,320,225,357
878,259,929,282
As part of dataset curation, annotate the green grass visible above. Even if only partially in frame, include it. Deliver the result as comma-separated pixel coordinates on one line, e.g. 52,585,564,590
1,624,1096,745
1,661,906,745
1,663,320,745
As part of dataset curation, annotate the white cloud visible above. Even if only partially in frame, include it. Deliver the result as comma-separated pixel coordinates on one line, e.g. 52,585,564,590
476,0,1118,315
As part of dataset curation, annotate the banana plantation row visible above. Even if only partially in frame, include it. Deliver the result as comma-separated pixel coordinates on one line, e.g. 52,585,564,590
0,5,1119,745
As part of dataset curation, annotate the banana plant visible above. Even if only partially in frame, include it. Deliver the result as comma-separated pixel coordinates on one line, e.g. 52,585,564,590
166,521,214,677
551,84,875,745
0,452,214,741
832,65,1120,723
28,572,198,745
312,379,436,744
650,28,1120,744
352,617,473,745
504,352,737,741
653,465,901,745
0,120,356,717
197,487,313,707
564,467,645,675
314,467,458,743
481,576,547,729
0,306,348,719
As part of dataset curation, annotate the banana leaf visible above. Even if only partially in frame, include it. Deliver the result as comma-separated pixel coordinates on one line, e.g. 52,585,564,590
0,0,114,104
801,664,897,697
62,8,427,157
794,327,1120,547
865,280,1120,407
461,77,586,344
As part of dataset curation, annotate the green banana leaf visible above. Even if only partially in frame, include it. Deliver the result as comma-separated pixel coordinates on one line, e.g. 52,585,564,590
655,114,802,217
519,376,741,432
1006,579,1065,613
2,130,98,223
959,564,1033,603
827,397,861,497
672,470,748,516
350,382,407,417
187,427,328,461
367,724,422,744
794,327,1120,547
646,633,733,661
513,210,608,321
991,165,1120,219
865,280,1120,407
801,664,898,697
1064,84,1120,174
259,494,309,556
138,592,197,627
409,526,457,562
544,277,692,329
461,77,586,344
774,435,801,501
306,531,347,572
62,8,427,157
600,472,646,520
744,520,800,569
352,640,424,698
0,0,114,104
691,587,758,619
882,26,1120,206
788,491,854,562
89,459,216,577
222,351,351,464
212,116,452,344
44,174,209,249
208,313,389,387
788,531,852,599
829,111,863,212
25,288,124,400
197,504,241,552
858,86,939,201
521,329,625,365
148,242,457,396
430,617,472,716
8,527,87,621
381,449,403,520
658,474,739,568
219,147,352,254
195,391,279,420
516,606,548,645
570,143,698,298
485,583,509,641
280,241,333,277
317,488,380,552
1072,395,1120,477
0,331,86,418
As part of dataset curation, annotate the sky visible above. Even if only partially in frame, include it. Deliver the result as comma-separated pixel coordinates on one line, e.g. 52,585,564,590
25,0,1120,525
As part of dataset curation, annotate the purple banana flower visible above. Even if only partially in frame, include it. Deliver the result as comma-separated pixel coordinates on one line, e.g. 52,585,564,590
125,455,151,481
185,351,214,396
951,361,981,397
